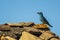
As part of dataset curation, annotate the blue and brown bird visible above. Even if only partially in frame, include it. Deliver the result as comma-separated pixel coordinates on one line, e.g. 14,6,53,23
37,12,53,27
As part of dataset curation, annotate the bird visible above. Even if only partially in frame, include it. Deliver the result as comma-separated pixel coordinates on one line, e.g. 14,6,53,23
37,12,53,27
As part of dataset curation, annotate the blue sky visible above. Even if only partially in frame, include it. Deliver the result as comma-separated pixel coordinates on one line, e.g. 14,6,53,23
0,0,60,36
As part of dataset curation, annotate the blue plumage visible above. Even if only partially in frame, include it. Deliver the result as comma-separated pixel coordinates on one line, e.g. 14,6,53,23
37,12,53,27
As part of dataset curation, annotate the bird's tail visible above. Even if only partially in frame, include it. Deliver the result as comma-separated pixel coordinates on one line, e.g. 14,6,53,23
48,24,53,27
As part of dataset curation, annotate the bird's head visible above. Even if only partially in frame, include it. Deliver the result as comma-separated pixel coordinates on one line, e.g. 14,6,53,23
37,12,43,16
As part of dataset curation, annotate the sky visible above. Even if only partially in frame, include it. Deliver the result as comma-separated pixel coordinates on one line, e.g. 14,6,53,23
0,0,60,36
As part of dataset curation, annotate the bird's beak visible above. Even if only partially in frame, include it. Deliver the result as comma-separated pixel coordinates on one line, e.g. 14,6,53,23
37,12,40,14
